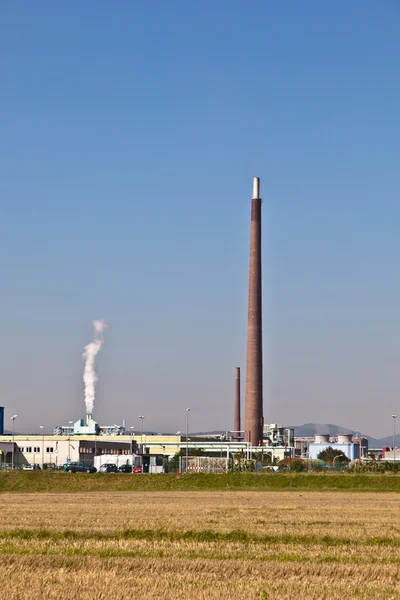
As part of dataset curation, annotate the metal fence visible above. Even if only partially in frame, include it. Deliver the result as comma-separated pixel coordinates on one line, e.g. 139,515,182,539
180,456,231,473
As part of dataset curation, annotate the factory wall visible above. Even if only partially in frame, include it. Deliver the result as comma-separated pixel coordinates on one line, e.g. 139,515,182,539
18,438,78,467
0,435,144,468
308,443,360,461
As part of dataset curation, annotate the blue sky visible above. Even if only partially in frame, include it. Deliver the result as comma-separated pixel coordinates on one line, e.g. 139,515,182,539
1,1,400,437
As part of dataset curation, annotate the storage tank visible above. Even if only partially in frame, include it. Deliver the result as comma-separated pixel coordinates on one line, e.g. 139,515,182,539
315,434,330,444
337,434,352,443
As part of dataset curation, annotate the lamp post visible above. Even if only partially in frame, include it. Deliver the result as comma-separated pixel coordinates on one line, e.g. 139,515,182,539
139,416,145,453
392,415,397,467
10,415,18,470
40,426,44,468
186,408,190,473
130,426,135,454
68,421,73,462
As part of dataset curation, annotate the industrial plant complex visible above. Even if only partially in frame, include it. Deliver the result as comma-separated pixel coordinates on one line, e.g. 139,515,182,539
0,179,397,472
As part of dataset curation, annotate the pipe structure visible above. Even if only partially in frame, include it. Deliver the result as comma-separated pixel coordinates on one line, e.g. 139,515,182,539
233,367,241,442
244,177,263,445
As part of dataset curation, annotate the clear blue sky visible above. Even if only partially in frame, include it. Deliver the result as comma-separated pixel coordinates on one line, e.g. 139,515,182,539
1,1,400,437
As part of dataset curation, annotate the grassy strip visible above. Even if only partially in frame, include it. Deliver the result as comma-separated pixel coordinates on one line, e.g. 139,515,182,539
1,544,399,564
1,471,400,493
2,527,399,547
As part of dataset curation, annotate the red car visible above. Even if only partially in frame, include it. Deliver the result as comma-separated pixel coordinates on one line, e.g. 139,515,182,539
133,466,142,473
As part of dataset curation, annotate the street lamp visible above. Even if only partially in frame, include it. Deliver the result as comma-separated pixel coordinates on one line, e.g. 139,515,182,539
130,427,135,461
392,415,397,466
40,426,44,467
68,421,73,462
139,416,145,453
10,415,18,470
186,408,190,473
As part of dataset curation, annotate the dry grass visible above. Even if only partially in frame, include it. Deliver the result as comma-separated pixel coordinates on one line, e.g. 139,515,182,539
1,491,400,599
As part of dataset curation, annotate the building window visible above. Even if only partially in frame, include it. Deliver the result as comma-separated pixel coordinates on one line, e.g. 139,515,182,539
46,447,54,453
26,447,32,453
34,447,40,453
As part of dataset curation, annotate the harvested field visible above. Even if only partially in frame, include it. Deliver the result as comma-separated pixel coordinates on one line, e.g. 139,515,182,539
1,491,400,599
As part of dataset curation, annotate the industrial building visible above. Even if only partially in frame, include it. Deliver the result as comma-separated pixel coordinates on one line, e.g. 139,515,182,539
308,434,363,462
381,448,399,462
0,434,138,469
0,426,296,470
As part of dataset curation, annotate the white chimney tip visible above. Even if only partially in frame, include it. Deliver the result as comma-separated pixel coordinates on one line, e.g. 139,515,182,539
252,177,260,199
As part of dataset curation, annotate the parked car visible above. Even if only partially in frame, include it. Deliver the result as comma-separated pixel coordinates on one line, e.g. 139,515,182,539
22,464,41,471
64,462,97,473
133,466,143,473
118,464,132,473
99,463,118,473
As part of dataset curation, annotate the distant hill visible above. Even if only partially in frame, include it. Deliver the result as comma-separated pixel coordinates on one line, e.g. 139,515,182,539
374,434,400,448
289,423,367,438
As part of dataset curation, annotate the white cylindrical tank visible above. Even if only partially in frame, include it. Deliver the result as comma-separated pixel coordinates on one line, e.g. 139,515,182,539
315,434,330,444
337,434,352,443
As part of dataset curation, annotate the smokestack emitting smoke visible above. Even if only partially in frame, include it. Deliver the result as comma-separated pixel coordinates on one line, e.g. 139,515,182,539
244,177,263,445
233,367,241,442
83,320,107,418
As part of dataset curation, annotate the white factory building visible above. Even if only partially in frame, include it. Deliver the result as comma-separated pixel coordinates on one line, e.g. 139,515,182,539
0,435,141,469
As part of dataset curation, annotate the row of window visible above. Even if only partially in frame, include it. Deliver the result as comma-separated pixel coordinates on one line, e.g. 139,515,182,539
79,448,130,455
19,445,128,455
19,447,54,453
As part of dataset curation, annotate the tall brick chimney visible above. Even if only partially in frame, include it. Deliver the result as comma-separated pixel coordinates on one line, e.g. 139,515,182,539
244,177,263,445
233,367,241,441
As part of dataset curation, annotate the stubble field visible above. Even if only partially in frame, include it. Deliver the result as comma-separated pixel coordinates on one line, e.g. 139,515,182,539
1,490,400,600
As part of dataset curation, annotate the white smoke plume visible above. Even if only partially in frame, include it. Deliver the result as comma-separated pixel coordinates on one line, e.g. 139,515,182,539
83,320,107,416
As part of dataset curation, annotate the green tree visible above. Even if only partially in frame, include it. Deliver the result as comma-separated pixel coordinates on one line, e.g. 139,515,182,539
290,459,306,472
317,446,350,466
